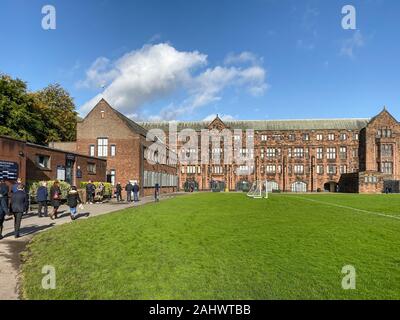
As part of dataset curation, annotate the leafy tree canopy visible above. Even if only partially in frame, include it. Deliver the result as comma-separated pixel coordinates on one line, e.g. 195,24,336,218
0,73,78,144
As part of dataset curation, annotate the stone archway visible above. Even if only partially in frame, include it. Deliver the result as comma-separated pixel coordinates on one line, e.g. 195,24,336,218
324,181,338,192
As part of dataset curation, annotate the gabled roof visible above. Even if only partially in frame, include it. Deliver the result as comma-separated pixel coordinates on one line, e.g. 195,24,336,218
87,99,149,137
139,118,370,132
368,106,399,125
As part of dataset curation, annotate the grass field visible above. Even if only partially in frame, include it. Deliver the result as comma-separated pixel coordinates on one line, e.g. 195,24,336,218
21,193,400,300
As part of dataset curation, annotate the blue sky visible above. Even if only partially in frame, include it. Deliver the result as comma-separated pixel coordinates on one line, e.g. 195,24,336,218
0,0,399,121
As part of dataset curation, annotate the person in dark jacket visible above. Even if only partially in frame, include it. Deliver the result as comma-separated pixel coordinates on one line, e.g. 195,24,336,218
0,179,10,240
67,186,82,220
11,185,28,238
133,182,140,202
11,178,22,194
125,181,133,202
86,180,95,204
154,183,160,202
115,182,122,202
36,181,48,218
49,181,61,220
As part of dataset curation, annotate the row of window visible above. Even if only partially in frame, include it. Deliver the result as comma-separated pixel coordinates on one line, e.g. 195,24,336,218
260,164,348,175
377,128,393,138
260,147,354,160
35,154,96,174
260,132,358,142
143,171,178,188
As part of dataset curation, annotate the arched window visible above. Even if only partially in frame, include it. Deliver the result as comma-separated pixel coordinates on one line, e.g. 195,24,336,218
291,181,307,193
266,181,279,192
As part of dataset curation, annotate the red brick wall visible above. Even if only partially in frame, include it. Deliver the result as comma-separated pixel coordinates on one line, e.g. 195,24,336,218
25,144,106,186
0,136,27,186
76,99,178,197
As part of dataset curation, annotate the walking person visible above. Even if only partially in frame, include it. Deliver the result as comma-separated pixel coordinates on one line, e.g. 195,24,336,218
86,180,95,204
67,186,82,220
116,182,122,202
154,183,160,202
49,180,61,220
11,185,28,238
125,181,133,202
36,181,48,218
133,182,140,202
0,179,9,240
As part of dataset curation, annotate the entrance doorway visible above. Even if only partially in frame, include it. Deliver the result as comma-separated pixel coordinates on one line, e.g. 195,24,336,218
324,182,338,192
65,154,76,185
211,180,225,192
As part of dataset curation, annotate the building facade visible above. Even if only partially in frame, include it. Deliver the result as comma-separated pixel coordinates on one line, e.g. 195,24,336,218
138,107,400,194
54,99,179,197
53,99,399,194
0,135,106,187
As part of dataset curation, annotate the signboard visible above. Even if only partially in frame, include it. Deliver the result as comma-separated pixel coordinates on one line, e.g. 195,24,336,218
76,169,82,179
66,153,76,161
0,161,19,181
57,165,66,181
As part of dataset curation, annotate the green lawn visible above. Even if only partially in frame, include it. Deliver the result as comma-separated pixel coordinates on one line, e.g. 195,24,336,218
21,193,400,300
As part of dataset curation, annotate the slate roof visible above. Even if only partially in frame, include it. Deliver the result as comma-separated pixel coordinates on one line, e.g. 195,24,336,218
138,118,370,132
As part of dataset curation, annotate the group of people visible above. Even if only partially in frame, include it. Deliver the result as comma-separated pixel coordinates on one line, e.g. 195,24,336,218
120,181,141,202
0,178,28,239
115,181,161,202
0,178,84,240
85,180,105,204
0,177,163,240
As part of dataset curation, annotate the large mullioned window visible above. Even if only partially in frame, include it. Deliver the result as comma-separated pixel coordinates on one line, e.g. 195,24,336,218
97,138,108,157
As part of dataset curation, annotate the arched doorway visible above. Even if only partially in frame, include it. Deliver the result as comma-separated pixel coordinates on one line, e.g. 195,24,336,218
184,179,199,192
211,180,225,192
266,181,279,192
324,181,338,193
291,181,307,193
236,180,251,192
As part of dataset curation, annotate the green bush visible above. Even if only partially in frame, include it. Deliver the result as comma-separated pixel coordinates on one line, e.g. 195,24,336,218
28,180,71,200
80,182,113,197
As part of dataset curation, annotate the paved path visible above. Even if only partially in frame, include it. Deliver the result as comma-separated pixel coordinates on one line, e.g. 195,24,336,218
0,193,185,300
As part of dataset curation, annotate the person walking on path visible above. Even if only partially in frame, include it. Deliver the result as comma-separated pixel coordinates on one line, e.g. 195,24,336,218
0,179,10,240
125,181,133,202
11,185,28,238
133,182,140,202
86,180,95,204
115,182,122,202
49,181,61,220
67,186,83,220
154,183,160,202
36,181,48,218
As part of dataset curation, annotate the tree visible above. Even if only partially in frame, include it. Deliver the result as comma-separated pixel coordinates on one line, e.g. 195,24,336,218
0,74,78,144
35,83,78,142
0,74,46,143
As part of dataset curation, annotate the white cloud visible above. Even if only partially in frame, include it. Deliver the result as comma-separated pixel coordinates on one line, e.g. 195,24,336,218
224,51,262,66
340,30,365,58
78,43,268,120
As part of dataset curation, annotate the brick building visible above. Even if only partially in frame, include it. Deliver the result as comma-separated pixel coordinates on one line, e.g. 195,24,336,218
53,99,399,194
54,99,178,197
138,107,400,194
0,135,106,187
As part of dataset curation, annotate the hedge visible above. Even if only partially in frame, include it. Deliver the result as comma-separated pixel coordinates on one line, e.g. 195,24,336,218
80,182,113,197
27,180,71,200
